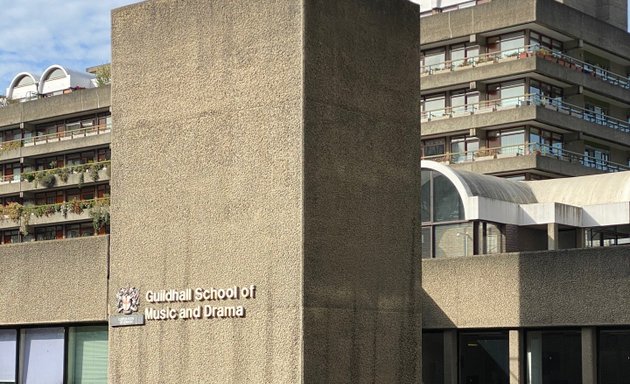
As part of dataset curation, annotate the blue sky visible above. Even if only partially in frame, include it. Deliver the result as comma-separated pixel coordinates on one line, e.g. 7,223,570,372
0,0,142,94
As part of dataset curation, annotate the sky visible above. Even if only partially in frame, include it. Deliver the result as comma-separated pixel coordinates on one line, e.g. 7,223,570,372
0,0,142,94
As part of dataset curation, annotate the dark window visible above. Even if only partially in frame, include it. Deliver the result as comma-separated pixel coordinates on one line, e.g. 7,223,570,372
599,329,630,384
526,330,582,384
423,332,445,383
460,331,509,384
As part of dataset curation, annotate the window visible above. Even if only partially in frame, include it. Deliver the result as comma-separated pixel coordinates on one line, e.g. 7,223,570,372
583,146,610,170
21,328,65,384
527,330,582,384
421,48,446,72
450,43,480,67
487,81,526,107
2,230,19,244
450,135,479,163
529,31,562,52
2,326,107,384
450,89,479,114
34,226,63,241
528,127,562,156
0,330,16,384
67,326,108,384
421,138,446,159
529,79,563,106
421,94,446,119
488,32,525,57
422,332,444,383
487,128,525,154
460,331,509,384
421,169,468,258
599,329,630,384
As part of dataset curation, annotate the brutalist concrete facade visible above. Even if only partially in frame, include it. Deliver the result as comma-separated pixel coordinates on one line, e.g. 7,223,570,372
420,0,630,179
110,0,420,382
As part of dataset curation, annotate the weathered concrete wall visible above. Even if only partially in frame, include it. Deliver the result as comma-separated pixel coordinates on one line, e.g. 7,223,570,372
111,0,420,383
111,1,304,382
302,1,421,382
0,236,109,325
423,246,630,329
556,0,627,32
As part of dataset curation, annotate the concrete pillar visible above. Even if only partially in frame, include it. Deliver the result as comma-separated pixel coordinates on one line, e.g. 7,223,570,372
582,327,597,384
110,1,421,383
444,330,458,384
509,330,523,384
547,223,559,250
576,228,586,248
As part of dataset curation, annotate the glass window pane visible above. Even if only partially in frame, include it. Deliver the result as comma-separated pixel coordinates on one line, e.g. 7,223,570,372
421,170,432,223
21,328,65,384
527,330,581,384
421,227,432,259
68,326,108,384
434,222,474,258
599,329,630,384
433,173,464,222
0,329,16,383
423,332,444,383
460,331,509,384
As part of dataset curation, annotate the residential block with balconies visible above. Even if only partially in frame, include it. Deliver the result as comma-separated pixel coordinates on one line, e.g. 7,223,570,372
421,0,630,180
0,65,111,244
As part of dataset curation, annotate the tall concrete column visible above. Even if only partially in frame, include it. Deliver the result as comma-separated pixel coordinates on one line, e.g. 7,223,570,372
547,223,558,250
582,327,597,384
110,0,420,383
509,330,522,384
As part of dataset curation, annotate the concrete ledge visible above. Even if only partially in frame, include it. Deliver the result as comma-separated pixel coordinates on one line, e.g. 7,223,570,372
450,154,606,177
0,86,111,128
423,245,630,328
0,235,109,325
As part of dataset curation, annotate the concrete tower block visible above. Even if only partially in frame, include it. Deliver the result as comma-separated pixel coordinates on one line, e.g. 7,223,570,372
110,0,420,382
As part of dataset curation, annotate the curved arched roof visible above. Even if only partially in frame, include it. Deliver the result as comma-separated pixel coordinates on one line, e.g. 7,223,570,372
40,65,68,81
421,160,538,204
526,171,630,206
7,72,40,99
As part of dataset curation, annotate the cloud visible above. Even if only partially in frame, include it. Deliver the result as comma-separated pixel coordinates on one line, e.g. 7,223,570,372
0,0,142,94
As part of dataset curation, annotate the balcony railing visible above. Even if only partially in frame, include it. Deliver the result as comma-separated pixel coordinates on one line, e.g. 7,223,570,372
421,45,630,91
24,124,111,146
421,94,630,134
422,143,630,173
0,124,111,156
0,197,110,234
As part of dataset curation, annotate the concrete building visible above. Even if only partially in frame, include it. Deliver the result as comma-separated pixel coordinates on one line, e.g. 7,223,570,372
0,67,111,383
421,0,630,383
0,0,421,383
421,0,630,180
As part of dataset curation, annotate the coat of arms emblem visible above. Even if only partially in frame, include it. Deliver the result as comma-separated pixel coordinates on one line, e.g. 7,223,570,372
116,286,140,315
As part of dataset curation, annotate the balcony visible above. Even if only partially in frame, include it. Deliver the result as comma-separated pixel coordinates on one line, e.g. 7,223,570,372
421,45,630,96
422,143,629,176
0,124,111,162
422,94,630,144
0,197,110,233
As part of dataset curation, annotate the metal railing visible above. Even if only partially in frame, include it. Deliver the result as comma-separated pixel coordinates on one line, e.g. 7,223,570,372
24,124,111,146
421,44,630,91
422,143,630,173
421,93,630,134
0,124,111,154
